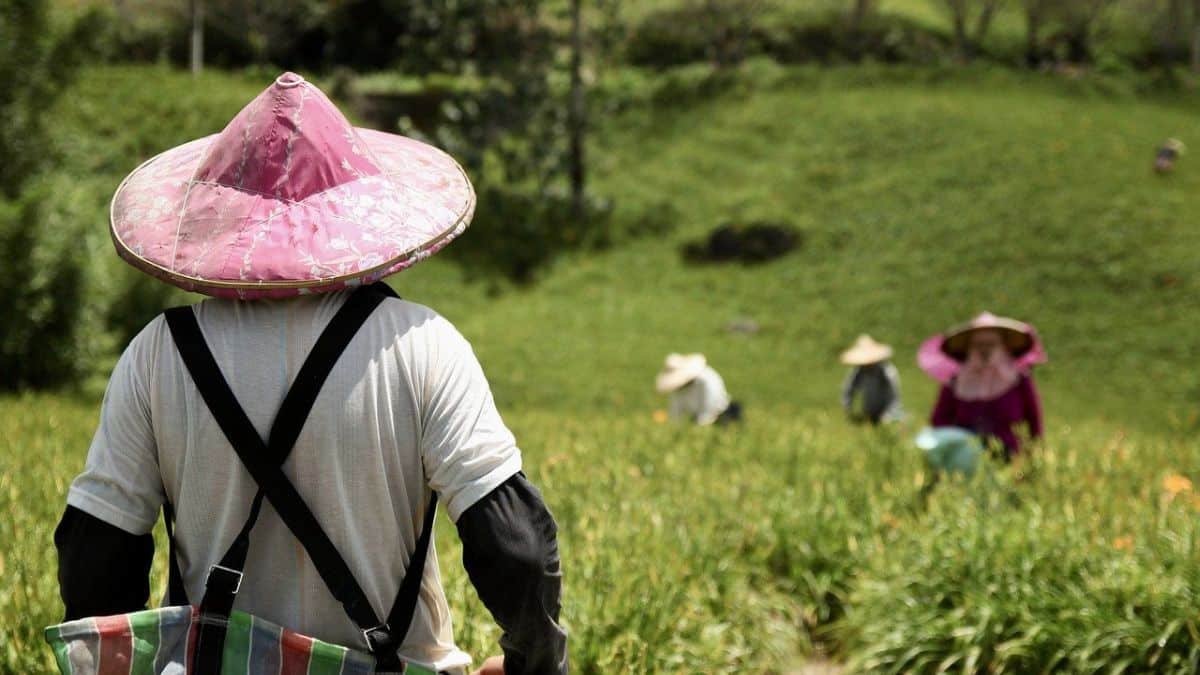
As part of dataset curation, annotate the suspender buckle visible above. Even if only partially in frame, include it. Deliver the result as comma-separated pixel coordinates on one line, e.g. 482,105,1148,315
363,622,396,655
206,564,244,594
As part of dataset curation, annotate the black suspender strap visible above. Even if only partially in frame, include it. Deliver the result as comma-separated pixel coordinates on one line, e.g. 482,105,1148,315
164,283,435,674
161,502,189,606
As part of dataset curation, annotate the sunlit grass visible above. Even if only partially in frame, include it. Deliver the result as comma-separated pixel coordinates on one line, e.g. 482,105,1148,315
5,397,1198,672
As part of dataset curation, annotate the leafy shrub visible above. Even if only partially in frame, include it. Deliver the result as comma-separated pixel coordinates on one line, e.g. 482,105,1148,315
447,183,676,285
625,0,776,69
0,1,111,390
0,1,102,197
0,179,111,390
95,1,551,74
626,3,953,70
763,11,953,65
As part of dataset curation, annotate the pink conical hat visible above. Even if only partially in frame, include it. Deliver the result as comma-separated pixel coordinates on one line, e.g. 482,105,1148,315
917,312,1047,383
110,72,474,299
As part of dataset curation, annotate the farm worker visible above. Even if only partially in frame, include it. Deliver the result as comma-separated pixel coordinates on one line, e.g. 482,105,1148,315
656,353,742,425
1155,137,1185,174
839,334,905,425
918,312,1046,458
52,73,566,675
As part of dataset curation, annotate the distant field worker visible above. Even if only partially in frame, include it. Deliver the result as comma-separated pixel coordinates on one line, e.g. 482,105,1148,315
919,312,1046,458
1155,138,1186,174
656,353,742,425
839,334,904,425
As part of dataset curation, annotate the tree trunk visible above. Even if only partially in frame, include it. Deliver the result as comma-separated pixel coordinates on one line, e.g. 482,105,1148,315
568,0,587,224
1192,0,1200,71
1024,0,1043,67
945,0,971,61
190,0,204,76
1168,0,1187,54
972,0,1001,52
850,0,873,30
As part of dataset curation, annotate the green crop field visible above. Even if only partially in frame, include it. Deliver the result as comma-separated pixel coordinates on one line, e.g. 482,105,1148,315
2,64,1199,673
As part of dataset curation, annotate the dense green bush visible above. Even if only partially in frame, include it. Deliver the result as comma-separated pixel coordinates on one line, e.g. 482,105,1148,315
0,0,101,197
625,3,953,69
763,11,953,65
0,1,109,390
0,178,111,389
448,183,676,285
625,0,778,69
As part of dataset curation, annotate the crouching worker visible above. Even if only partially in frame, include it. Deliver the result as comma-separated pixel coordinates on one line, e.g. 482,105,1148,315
919,312,1046,461
50,73,566,675
839,335,904,425
656,353,742,425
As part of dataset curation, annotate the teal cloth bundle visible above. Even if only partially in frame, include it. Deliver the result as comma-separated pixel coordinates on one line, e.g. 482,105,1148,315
916,426,983,478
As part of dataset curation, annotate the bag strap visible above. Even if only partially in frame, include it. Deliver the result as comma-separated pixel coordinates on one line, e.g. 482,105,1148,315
165,283,433,673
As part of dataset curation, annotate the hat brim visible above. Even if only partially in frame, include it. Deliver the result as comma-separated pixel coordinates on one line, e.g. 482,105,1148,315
110,129,474,299
940,321,1034,361
656,360,706,393
840,345,893,366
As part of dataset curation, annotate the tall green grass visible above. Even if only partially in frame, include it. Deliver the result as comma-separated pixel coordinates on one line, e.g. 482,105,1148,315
6,398,1198,672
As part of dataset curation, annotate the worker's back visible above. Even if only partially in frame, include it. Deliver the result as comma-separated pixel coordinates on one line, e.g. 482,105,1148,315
67,289,522,673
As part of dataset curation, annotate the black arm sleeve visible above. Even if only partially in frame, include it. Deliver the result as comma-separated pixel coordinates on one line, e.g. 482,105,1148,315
456,473,568,675
55,505,155,621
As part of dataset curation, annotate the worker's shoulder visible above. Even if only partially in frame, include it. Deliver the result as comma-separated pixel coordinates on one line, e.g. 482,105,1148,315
373,295,465,339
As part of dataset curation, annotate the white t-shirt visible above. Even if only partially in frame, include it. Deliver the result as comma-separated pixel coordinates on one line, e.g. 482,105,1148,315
668,366,731,425
66,290,523,674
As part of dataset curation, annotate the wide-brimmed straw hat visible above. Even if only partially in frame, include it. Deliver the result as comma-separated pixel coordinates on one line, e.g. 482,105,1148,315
656,353,707,393
940,312,1034,360
840,334,893,366
110,72,474,299
918,311,1047,383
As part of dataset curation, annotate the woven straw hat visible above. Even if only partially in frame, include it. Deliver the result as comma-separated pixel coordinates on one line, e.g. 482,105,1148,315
110,72,474,299
940,312,1034,361
656,353,707,393
840,334,893,366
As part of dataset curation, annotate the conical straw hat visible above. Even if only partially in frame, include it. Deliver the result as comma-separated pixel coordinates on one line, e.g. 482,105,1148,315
656,353,707,393
940,312,1034,361
110,72,474,299
840,334,893,366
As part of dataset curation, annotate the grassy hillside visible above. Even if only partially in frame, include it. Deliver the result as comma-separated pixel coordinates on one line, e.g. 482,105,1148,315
397,66,1200,433
3,64,1199,672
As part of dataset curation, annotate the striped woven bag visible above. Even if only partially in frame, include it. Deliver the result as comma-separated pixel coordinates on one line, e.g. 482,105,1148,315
46,285,446,675
45,607,438,675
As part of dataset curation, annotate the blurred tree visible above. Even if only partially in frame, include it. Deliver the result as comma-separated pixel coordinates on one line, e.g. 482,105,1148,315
1021,0,1053,65
626,0,772,69
703,0,771,68
941,0,1004,61
0,0,100,197
1192,0,1200,71
313,1,552,73
190,0,203,74
192,0,325,66
568,0,586,224
0,0,107,389
849,0,875,32
1045,0,1117,63
1146,0,1190,66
